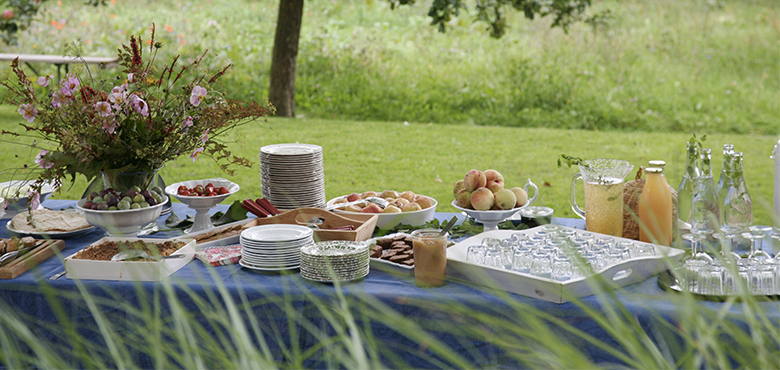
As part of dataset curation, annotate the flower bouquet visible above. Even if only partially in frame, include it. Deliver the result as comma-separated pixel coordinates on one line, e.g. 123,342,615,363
1,25,272,200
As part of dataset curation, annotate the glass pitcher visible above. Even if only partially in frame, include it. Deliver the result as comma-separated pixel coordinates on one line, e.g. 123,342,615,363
570,159,634,237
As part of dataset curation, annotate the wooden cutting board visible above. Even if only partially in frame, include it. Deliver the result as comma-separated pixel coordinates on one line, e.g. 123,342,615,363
0,239,66,279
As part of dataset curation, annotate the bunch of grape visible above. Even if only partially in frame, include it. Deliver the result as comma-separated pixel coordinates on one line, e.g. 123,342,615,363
82,186,166,211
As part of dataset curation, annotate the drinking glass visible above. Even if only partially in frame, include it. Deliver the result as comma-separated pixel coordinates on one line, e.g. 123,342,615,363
699,264,724,295
482,237,501,249
530,251,552,278
719,225,744,259
512,247,533,273
633,243,656,257
750,263,775,295
410,229,449,287
551,255,573,281
483,247,504,269
466,245,486,265
603,251,624,269
745,225,772,262
682,232,713,262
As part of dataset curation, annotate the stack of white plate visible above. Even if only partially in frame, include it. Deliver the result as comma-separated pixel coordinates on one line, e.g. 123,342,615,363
259,143,325,209
239,225,314,271
300,241,370,282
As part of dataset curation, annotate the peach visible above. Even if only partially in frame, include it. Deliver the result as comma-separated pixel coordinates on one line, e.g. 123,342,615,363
415,195,434,209
394,198,410,208
361,191,378,199
402,202,423,212
455,189,472,208
2,9,13,20
510,187,528,207
463,169,486,192
470,187,494,211
399,191,416,202
382,205,402,213
452,180,465,198
361,203,383,213
494,188,517,210
380,190,399,199
346,192,361,202
345,204,362,213
484,169,504,193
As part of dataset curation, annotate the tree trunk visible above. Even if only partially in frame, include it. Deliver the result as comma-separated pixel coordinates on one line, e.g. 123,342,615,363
268,0,304,118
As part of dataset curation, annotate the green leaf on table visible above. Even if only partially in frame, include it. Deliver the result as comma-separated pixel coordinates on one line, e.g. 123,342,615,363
165,212,193,229
211,200,248,226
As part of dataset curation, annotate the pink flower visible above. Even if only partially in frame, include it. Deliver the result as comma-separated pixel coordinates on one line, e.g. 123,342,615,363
182,116,193,129
129,94,149,116
112,84,127,94
102,120,118,134
189,85,207,106
207,20,218,26
59,85,74,97
62,75,80,95
36,75,53,87
51,92,64,108
18,104,38,123
35,150,53,169
28,190,41,211
108,91,127,109
200,129,209,143
127,73,135,83
190,147,204,162
94,101,112,117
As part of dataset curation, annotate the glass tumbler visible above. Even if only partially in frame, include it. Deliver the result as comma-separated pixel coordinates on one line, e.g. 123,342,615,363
530,251,552,278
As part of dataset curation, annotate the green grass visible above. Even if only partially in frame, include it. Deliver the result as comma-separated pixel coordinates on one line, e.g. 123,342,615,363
0,0,777,134
1,104,775,226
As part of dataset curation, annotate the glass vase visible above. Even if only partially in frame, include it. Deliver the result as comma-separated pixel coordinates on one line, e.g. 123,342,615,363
101,170,160,192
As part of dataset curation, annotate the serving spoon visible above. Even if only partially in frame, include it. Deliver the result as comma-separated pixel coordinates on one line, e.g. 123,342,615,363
111,249,186,262
324,196,389,211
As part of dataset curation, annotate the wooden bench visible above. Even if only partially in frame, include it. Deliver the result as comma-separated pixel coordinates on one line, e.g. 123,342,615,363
0,53,120,82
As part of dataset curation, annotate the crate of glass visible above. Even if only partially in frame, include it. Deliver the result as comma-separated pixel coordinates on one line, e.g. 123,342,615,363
446,225,685,303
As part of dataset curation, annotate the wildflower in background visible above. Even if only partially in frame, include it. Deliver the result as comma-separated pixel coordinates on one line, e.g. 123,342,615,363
36,75,53,87
95,101,112,117
200,129,209,143
18,103,38,123
207,20,218,26
190,86,207,106
190,147,204,162
62,75,80,94
27,190,41,210
182,116,193,129
51,91,63,108
102,120,118,134
35,150,53,169
128,94,148,116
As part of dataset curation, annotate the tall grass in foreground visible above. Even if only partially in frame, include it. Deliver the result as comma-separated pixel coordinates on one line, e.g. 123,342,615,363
0,0,776,134
0,248,778,368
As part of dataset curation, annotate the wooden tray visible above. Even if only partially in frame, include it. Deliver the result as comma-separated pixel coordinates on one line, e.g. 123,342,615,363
0,239,66,279
245,208,378,242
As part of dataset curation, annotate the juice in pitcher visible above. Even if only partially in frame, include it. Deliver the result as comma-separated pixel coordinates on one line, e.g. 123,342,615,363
583,178,625,237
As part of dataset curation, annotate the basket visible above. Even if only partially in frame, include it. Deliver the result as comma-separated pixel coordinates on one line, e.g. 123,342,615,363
245,207,378,242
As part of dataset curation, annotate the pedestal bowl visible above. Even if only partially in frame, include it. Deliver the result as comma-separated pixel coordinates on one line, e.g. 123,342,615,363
165,178,240,233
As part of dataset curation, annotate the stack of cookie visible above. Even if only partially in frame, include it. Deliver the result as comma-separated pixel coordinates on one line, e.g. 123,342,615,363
369,234,415,267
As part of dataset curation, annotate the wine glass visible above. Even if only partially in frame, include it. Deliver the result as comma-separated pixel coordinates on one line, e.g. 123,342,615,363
744,225,772,262
684,229,714,262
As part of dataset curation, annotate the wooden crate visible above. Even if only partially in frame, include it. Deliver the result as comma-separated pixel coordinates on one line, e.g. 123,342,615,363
246,208,378,242
0,239,66,279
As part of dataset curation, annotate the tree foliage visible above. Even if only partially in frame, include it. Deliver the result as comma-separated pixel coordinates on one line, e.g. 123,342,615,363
389,0,606,38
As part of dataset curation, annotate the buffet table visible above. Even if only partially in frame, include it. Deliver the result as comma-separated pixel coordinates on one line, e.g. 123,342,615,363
1,200,778,368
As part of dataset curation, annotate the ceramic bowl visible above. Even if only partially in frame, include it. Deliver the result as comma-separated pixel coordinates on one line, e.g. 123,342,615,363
164,178,240,209
77,196,167,236
326,194,438,229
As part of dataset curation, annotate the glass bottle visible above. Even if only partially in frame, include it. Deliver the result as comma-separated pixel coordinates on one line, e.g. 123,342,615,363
639,167,673,246
691,148,721,233
717,144,735,206
676,141,700,245
722,151,753,229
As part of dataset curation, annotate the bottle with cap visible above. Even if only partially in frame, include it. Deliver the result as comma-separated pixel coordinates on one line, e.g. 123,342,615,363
722,151,752,229
648,160,678,226
717,144,735,205
639,166,673,246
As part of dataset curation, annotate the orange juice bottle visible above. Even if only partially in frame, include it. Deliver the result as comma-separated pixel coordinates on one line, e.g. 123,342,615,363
639,166,673,246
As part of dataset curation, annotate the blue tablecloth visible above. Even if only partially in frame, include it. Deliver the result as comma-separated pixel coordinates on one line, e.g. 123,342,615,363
0,200,778,368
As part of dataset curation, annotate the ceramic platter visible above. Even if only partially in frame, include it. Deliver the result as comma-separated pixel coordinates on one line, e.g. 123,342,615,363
239,224,314,271
299,241,370,283
5,220,97,239
259,143,325,210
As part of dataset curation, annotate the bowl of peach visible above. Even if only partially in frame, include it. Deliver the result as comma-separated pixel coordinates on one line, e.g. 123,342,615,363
326,190,437,230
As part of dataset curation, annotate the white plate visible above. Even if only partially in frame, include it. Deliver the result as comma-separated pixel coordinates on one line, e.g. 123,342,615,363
239,258,299,271
301,266,369,283
241,224,313,242
260,143,322,156
6,219,97,239
366,233,415,275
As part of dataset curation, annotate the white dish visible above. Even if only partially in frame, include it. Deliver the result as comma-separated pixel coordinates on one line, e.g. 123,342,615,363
239,258,299,271
241,224,313,242
365,233,415,276
6,220,97,239
326,194,438,230
77,197,167,237
260,143,323,156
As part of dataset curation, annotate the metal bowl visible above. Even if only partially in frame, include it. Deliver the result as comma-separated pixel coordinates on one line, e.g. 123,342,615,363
76,196,167,236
